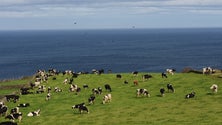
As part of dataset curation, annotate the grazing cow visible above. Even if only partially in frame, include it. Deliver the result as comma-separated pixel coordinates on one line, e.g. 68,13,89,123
54,87,62,92
0,103,7,116
5,112,22,122
167,84,175,93
132,71,138,76
27,109,41,117
20,87,32,95
161,72,167,78
72,103,89,114
5,95,19,103
210,84,218,93
98,87,103,94
166,69,176,75
160,88,165,97
136,89,150,97
18,103,30,107
133,80,138,86
102,94,112,104
88,95,96,105
92,88,101,95
142,74,152,81
10,107,19,114
63,78,68,84
116,74,122,79
83,84,89,89
124,80,128,84
46,93,51,101
70,84,78,92
185,92,195,99
203,67,213,75
104,84,112,92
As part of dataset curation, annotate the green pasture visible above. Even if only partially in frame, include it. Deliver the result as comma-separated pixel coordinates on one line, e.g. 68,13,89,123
0,72,222,125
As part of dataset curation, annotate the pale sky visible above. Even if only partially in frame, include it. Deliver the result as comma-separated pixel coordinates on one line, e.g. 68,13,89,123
0,0,222,30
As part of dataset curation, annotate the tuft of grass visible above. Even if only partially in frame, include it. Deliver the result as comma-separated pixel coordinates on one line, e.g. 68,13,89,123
0,72,222,125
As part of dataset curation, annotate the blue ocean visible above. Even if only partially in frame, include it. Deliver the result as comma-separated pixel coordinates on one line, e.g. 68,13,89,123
0,28,222,80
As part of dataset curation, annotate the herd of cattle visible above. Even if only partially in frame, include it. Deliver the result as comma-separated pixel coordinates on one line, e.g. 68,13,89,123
0,67,219,124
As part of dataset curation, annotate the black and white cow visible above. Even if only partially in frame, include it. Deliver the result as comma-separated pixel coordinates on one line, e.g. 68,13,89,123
54,87,62,92
161,72,167,78
18,103,30,107
136,89,150,97
167,84,175,93
27,109,41,117
210,84,218,93
5,95,19,103
10,107,19,114
166,69,176,75
72,103,89,114
203,67,213,75
160,88,165,97
104,84,112,92
45,93,51,101
0,102,7,116
102,94,112,104
83,84,89,89
88,95,96,105
92,88,101,95
5,112,22,122
142,74,152,81
185,92,195,99
132,71,138,76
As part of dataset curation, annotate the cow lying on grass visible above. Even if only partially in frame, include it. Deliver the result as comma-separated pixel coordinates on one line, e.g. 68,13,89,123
27,109,41,117
185,92,195,99
72,103,89,114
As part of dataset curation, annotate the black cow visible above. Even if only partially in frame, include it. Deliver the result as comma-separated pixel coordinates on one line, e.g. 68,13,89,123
116,74,122,79
185,92,195,99
142,74,152,81
167,84,175,93
5,95,19,103
160,88,165,97
104,84,112,92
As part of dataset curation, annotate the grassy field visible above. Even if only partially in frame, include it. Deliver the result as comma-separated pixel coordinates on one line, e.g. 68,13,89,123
0,72,222,125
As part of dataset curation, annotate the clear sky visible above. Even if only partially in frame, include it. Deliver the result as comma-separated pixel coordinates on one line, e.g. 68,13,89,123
1,0,222,30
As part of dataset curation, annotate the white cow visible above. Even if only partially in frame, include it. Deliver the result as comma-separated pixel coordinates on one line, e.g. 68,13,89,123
210,84,218,93
166,69,176,75
102,94,112,104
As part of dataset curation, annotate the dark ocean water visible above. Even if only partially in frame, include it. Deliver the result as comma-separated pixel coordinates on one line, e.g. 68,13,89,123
0,28,222,80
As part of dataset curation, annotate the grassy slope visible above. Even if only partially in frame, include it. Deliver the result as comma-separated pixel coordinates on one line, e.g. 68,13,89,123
0,73,222,125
